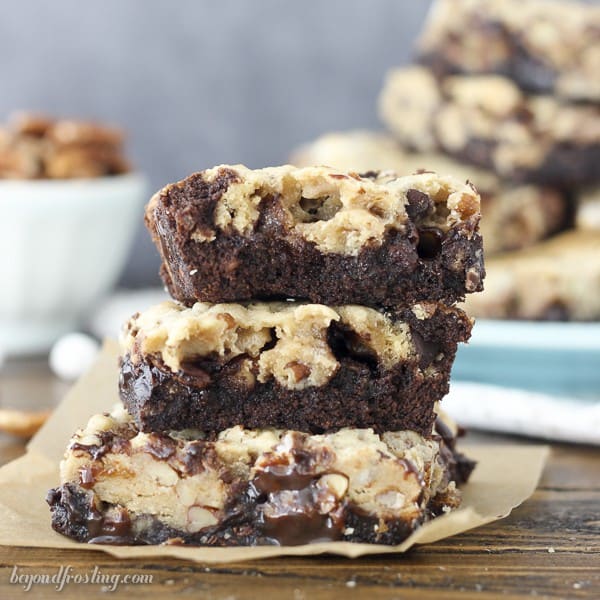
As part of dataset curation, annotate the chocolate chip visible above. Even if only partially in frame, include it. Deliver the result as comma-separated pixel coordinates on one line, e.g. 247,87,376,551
252,463,316,494
411,330,441,369
144,434,176,460
327,323,378,369
406,189,433,220
416,228,443,260
78,465,98,489
99,506,131,538
178,360,212,388
260,328,278,352
358,170,379,180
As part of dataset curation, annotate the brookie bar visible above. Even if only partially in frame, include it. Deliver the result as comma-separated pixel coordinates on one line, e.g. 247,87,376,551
119,300,472,436
47,406,475,546
379,66,600,185
145,165,484,308
417,0,600,102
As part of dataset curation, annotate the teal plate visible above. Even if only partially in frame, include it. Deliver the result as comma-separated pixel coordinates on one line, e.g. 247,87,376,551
453,320,600,400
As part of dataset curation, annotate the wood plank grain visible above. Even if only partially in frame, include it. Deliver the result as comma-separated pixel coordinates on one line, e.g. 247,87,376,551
1,543,598,599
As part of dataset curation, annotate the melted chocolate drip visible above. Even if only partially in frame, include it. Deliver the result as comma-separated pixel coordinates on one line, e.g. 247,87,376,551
252,464,316,495
434,416,456,449
70,430,132,462
434,417,476,485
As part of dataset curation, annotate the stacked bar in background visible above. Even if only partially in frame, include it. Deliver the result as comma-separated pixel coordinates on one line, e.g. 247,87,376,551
295,0,600,321
417,0,599,102
48,165,483,546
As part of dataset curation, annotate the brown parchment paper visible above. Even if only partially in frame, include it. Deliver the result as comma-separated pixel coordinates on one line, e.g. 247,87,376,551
0,341,549,563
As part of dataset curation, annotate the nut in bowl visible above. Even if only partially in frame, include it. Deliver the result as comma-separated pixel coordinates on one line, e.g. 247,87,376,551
0,114,147,355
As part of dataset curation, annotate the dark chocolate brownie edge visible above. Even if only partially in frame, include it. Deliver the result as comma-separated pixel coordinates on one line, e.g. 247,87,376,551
158,225,485,308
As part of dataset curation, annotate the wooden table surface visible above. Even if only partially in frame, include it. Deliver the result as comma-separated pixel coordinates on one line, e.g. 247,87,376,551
0,358,598,599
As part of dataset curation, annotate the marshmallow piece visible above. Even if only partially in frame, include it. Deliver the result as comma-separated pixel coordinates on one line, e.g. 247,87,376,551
49,333,100,381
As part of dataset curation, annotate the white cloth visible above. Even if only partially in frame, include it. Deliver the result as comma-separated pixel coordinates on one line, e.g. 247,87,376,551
445,381,600,446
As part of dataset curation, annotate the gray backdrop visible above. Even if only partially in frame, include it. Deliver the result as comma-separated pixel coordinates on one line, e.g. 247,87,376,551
1,0,433,286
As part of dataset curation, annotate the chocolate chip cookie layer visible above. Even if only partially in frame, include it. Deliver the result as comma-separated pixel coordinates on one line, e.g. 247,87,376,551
47,406,475,546
145,165,484,308
119,300,472,435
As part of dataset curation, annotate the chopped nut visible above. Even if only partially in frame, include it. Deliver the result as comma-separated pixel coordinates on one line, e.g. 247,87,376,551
217,312,236,329
285,360,311,383
457,192,480,218
187,506,218,532
319,473,349,499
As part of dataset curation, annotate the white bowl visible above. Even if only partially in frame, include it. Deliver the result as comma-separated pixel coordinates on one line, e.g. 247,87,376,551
0,173,147,355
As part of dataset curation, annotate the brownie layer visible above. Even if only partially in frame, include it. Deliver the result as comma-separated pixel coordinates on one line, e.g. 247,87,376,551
119,300,472,435
145,165,483,308
417,0,600,101
378,66,600,185
464,230,600,321
47,407,475,546
292,130,568,255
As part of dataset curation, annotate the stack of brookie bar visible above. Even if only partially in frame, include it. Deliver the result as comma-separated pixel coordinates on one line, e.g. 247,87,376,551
47,164,485,546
